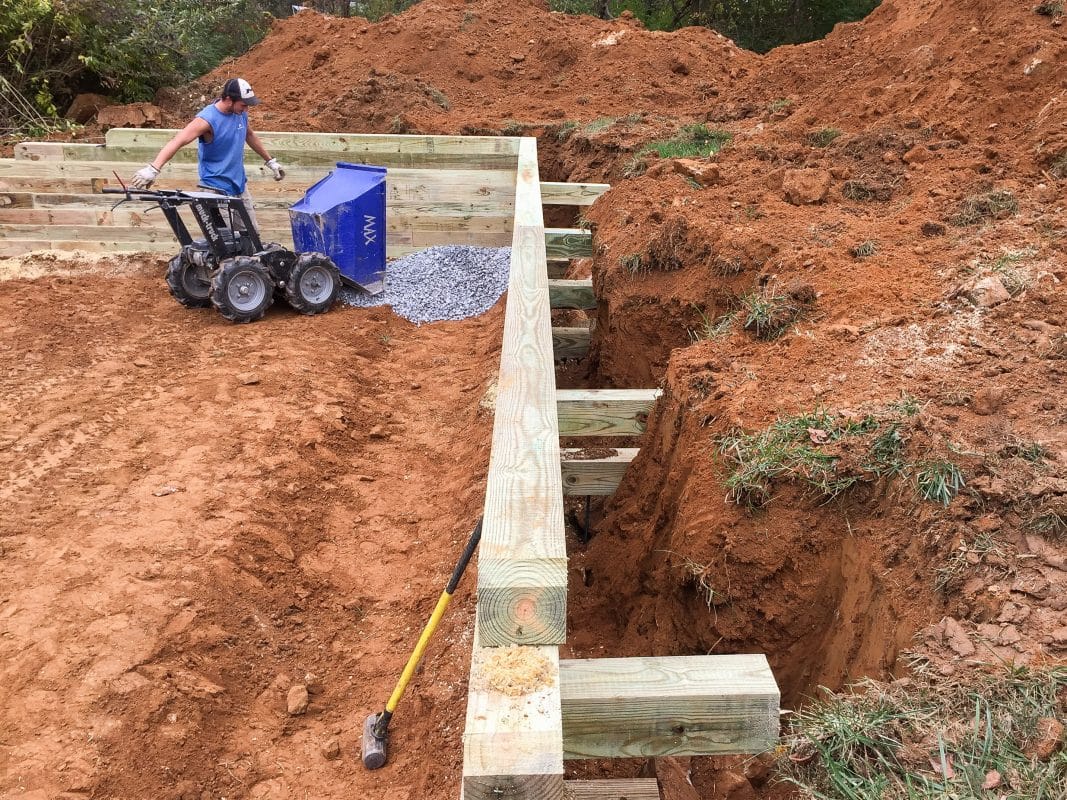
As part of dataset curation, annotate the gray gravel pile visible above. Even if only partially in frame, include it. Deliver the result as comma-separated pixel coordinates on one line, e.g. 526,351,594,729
340,245,511,324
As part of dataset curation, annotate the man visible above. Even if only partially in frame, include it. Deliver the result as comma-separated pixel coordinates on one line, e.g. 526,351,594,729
130,77,284,233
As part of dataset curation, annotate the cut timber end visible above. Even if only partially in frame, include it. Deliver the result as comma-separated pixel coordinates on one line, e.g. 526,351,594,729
463,620,564,800
560,448,638,496
560,654,780,760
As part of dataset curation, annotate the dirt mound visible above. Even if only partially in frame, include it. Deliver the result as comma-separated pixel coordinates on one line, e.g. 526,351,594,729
183,0,754,134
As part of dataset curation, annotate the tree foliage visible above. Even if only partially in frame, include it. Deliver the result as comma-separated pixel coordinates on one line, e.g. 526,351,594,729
0,0,282,131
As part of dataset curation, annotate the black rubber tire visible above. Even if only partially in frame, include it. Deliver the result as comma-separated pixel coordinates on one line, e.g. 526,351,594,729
285,253,341,315
165,252,212,308
210,256,274,323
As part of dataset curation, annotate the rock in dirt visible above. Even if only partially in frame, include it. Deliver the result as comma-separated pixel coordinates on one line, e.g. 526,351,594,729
903,145,933,164
672,159,721,187
961,275,1011,307
942,616,975,657
237,372,261,386
321,737,341,760
972,386,1006,415
96,102,163,130
1028,717,1064,760
368,425,389,440
782,169,832,204
65,93,112,124
287,684,310,715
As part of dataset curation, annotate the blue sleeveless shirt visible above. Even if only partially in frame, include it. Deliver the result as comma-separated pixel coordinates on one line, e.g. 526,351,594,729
195,104,248,195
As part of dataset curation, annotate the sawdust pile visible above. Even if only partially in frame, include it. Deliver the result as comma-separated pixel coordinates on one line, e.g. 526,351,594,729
480,645,554,695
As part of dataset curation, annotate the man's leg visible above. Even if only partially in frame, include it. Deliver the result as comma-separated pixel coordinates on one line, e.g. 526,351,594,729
239,190,260,235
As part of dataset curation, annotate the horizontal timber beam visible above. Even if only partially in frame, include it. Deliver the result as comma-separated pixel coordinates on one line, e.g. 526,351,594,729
564,780,659,799
103,129,521,155
559,448,638,496
556,389,661,436
560,654,780,759
545,228,593,259
547,279,594,309
539,181,610,206
551,326,590,360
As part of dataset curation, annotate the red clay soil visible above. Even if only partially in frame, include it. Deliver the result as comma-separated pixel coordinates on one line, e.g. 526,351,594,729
0,256,501,799
3,0,1067,798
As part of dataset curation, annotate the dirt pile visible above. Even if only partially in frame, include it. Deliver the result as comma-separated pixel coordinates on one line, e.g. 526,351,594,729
181,0,754,134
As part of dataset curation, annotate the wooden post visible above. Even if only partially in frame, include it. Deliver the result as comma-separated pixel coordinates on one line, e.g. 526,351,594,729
476,137,567,647
552,326,591,360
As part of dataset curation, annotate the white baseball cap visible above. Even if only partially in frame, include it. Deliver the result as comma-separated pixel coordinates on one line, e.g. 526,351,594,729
222,77,260,106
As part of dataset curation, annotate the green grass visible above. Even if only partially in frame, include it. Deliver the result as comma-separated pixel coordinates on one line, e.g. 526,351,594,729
688,306,736,342
915,459,965,506
640,123,733,159
500,120,525,136
583,116,618,135
768,98,792,113
555,120,578,141
783,665,1067,800
718,403,964,509
740,286,806,339
983,247,1037,295
1036,0,1064,16
809,127,842,147
951,190,1019,226
934,529,1013,593
719,408,905,507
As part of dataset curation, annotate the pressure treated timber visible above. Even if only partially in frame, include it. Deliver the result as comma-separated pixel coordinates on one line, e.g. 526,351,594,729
564,780,660,800
545,227,593,259
559,654,780,759
551,326,591,360
475,136,567,649
559,448,638,496
557,389,661,436
104,129,521,155
547,279,595,309
539,181,610,206
462,627,564,800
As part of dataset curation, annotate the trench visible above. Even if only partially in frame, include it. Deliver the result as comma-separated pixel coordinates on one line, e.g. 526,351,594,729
539,135,939,713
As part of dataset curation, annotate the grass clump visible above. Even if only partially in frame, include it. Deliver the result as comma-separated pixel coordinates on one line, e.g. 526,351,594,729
915,459,965,506
843,179,893,202
640,123,733,159
718,407,909,507
622,155,648,178
935,529,1013,593
849,240,879,258
500,120,525,136
619,253,645,273
808,127,842,147
1035,0,1064,16
583,116,617,135
555,120,578,141
784,665,1067,800
688,306,737,342
1050,151,1067,179
768,98,792,113
951,190,1019,226
740,281,815,340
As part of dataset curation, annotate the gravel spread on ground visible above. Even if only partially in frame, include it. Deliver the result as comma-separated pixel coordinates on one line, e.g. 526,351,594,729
340,245,511,324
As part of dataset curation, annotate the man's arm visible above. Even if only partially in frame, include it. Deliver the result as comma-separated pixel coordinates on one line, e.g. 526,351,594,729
129,117,211,188
151,118,212,169
247,128,285,181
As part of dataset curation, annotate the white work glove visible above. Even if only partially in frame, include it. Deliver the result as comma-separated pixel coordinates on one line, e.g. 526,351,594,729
265,158,285,181
131,164,160,189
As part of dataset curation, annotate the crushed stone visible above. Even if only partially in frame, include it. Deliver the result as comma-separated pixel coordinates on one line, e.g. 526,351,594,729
340,245,511,324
